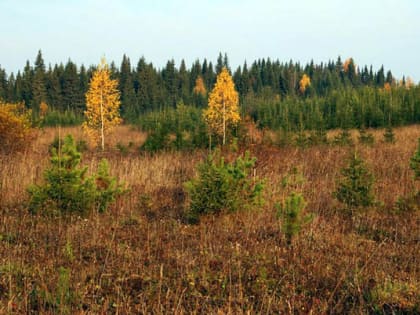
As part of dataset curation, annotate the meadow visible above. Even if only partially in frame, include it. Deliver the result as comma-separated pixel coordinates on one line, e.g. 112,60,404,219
0,124,419,314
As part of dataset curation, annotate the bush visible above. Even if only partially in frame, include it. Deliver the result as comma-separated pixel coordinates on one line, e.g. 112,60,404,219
185,150,264,222
332,129,353,146
358,127,375,146
0,101,33,153
334,151,375,209
410,138,420,180
383,126,395,143
276,192,312,246
28,135,126,215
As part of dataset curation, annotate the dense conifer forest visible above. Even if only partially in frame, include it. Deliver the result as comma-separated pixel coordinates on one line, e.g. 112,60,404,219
1,51,419,130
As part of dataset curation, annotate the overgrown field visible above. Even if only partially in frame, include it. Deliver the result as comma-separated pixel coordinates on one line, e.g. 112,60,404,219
0,125,419,314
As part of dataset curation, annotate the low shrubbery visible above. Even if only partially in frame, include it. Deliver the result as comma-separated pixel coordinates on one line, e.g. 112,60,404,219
185,150,264,222
28,135,126,215
0,101,33,153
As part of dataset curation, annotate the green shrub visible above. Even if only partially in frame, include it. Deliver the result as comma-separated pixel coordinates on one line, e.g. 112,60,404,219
358,127,375,146
276,192,312,246
383,126,395,143
410,138,420,180
334,151,375,209
185,150,264,222
28,135,125,215
333,129,353,146
94,159,127,213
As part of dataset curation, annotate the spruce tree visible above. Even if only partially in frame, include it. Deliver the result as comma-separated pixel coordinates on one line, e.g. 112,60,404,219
383,126,395,143
334,151,375,209
410,138,420,180
32,50,47,110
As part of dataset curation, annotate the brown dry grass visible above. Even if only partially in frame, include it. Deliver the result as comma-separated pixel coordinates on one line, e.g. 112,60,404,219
0,125,419,314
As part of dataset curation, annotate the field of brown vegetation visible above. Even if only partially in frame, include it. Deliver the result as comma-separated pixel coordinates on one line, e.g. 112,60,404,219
0,125,419,314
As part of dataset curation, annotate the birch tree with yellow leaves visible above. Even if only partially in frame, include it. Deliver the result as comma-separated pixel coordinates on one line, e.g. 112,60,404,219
299,74,311,94
83,59,121,150
203,67,240,145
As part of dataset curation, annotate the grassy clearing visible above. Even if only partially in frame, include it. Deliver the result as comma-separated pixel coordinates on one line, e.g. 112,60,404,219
0,125,419,313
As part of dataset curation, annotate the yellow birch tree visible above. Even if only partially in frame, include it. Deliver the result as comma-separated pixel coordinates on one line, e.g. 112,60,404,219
83,58,121,150
299,74,311,94
203,67,240,145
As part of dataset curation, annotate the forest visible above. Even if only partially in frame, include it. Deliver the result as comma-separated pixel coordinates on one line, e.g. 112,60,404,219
1,51,419,131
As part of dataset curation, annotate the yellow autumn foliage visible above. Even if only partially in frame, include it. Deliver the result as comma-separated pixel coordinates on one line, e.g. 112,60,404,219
203,67,240,145
405,77,415,89
0,101,33,153
343,58,356,73
39,101,48,117
83,59,121,150
193,76,207,96
299,74,311,94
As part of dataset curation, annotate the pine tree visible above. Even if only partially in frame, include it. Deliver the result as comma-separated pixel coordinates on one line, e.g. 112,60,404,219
62,60,83,112
178,59,190,102
83,58,121,150
410,138,420,180
32,50,47,111
334,151,375,209
204,67,240,145
383,125,395,143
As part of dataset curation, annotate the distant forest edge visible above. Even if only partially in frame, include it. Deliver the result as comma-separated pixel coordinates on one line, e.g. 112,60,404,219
1,50,420,130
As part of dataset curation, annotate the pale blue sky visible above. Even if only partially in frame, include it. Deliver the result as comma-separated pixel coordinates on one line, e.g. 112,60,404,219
1,0,419,80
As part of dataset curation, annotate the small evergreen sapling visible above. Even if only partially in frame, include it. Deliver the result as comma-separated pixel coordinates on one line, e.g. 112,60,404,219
185,150,264,222
410,138,420,180
29,135,96,214
276,168,313,246
276,192,312,246
28,135,126,215
334,151,375,209
383,126,395,143
358,126,375,146
333,129,353,146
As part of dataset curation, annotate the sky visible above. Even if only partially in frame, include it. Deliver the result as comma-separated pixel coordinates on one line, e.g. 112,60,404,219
1,0,419,81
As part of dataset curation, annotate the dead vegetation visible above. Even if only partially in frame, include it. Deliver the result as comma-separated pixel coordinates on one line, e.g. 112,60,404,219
0,125,419,314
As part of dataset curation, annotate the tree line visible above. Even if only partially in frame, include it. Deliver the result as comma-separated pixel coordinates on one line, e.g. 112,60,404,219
0,50,419,129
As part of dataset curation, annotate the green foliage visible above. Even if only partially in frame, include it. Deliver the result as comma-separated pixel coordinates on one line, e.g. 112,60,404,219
41,109,83,126
334,151,375,209
410,138,420,180
358,127,375,146
94,159,127,213
139,104,209,152
367,279,419,314
28,135,125,215
394,193,420,213
333,129,353,146
383,126,395,143
185,150,264,222
276,192,312,246
49,136,87,154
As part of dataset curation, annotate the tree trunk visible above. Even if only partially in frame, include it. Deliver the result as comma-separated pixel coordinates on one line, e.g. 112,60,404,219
100,86,104,151
223,99,226,145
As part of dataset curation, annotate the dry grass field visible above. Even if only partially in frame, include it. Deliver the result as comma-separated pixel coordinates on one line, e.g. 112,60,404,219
0,124,419,314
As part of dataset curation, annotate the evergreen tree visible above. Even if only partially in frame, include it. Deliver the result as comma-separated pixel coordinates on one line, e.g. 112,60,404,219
0,66,7,101
410,138,420,180
334,151,375,209
162,59,177,106
32,50,47,110
21,60,33,107
216,52,224,74
178,59,190,102
62,60,83,112
383,125,395,143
